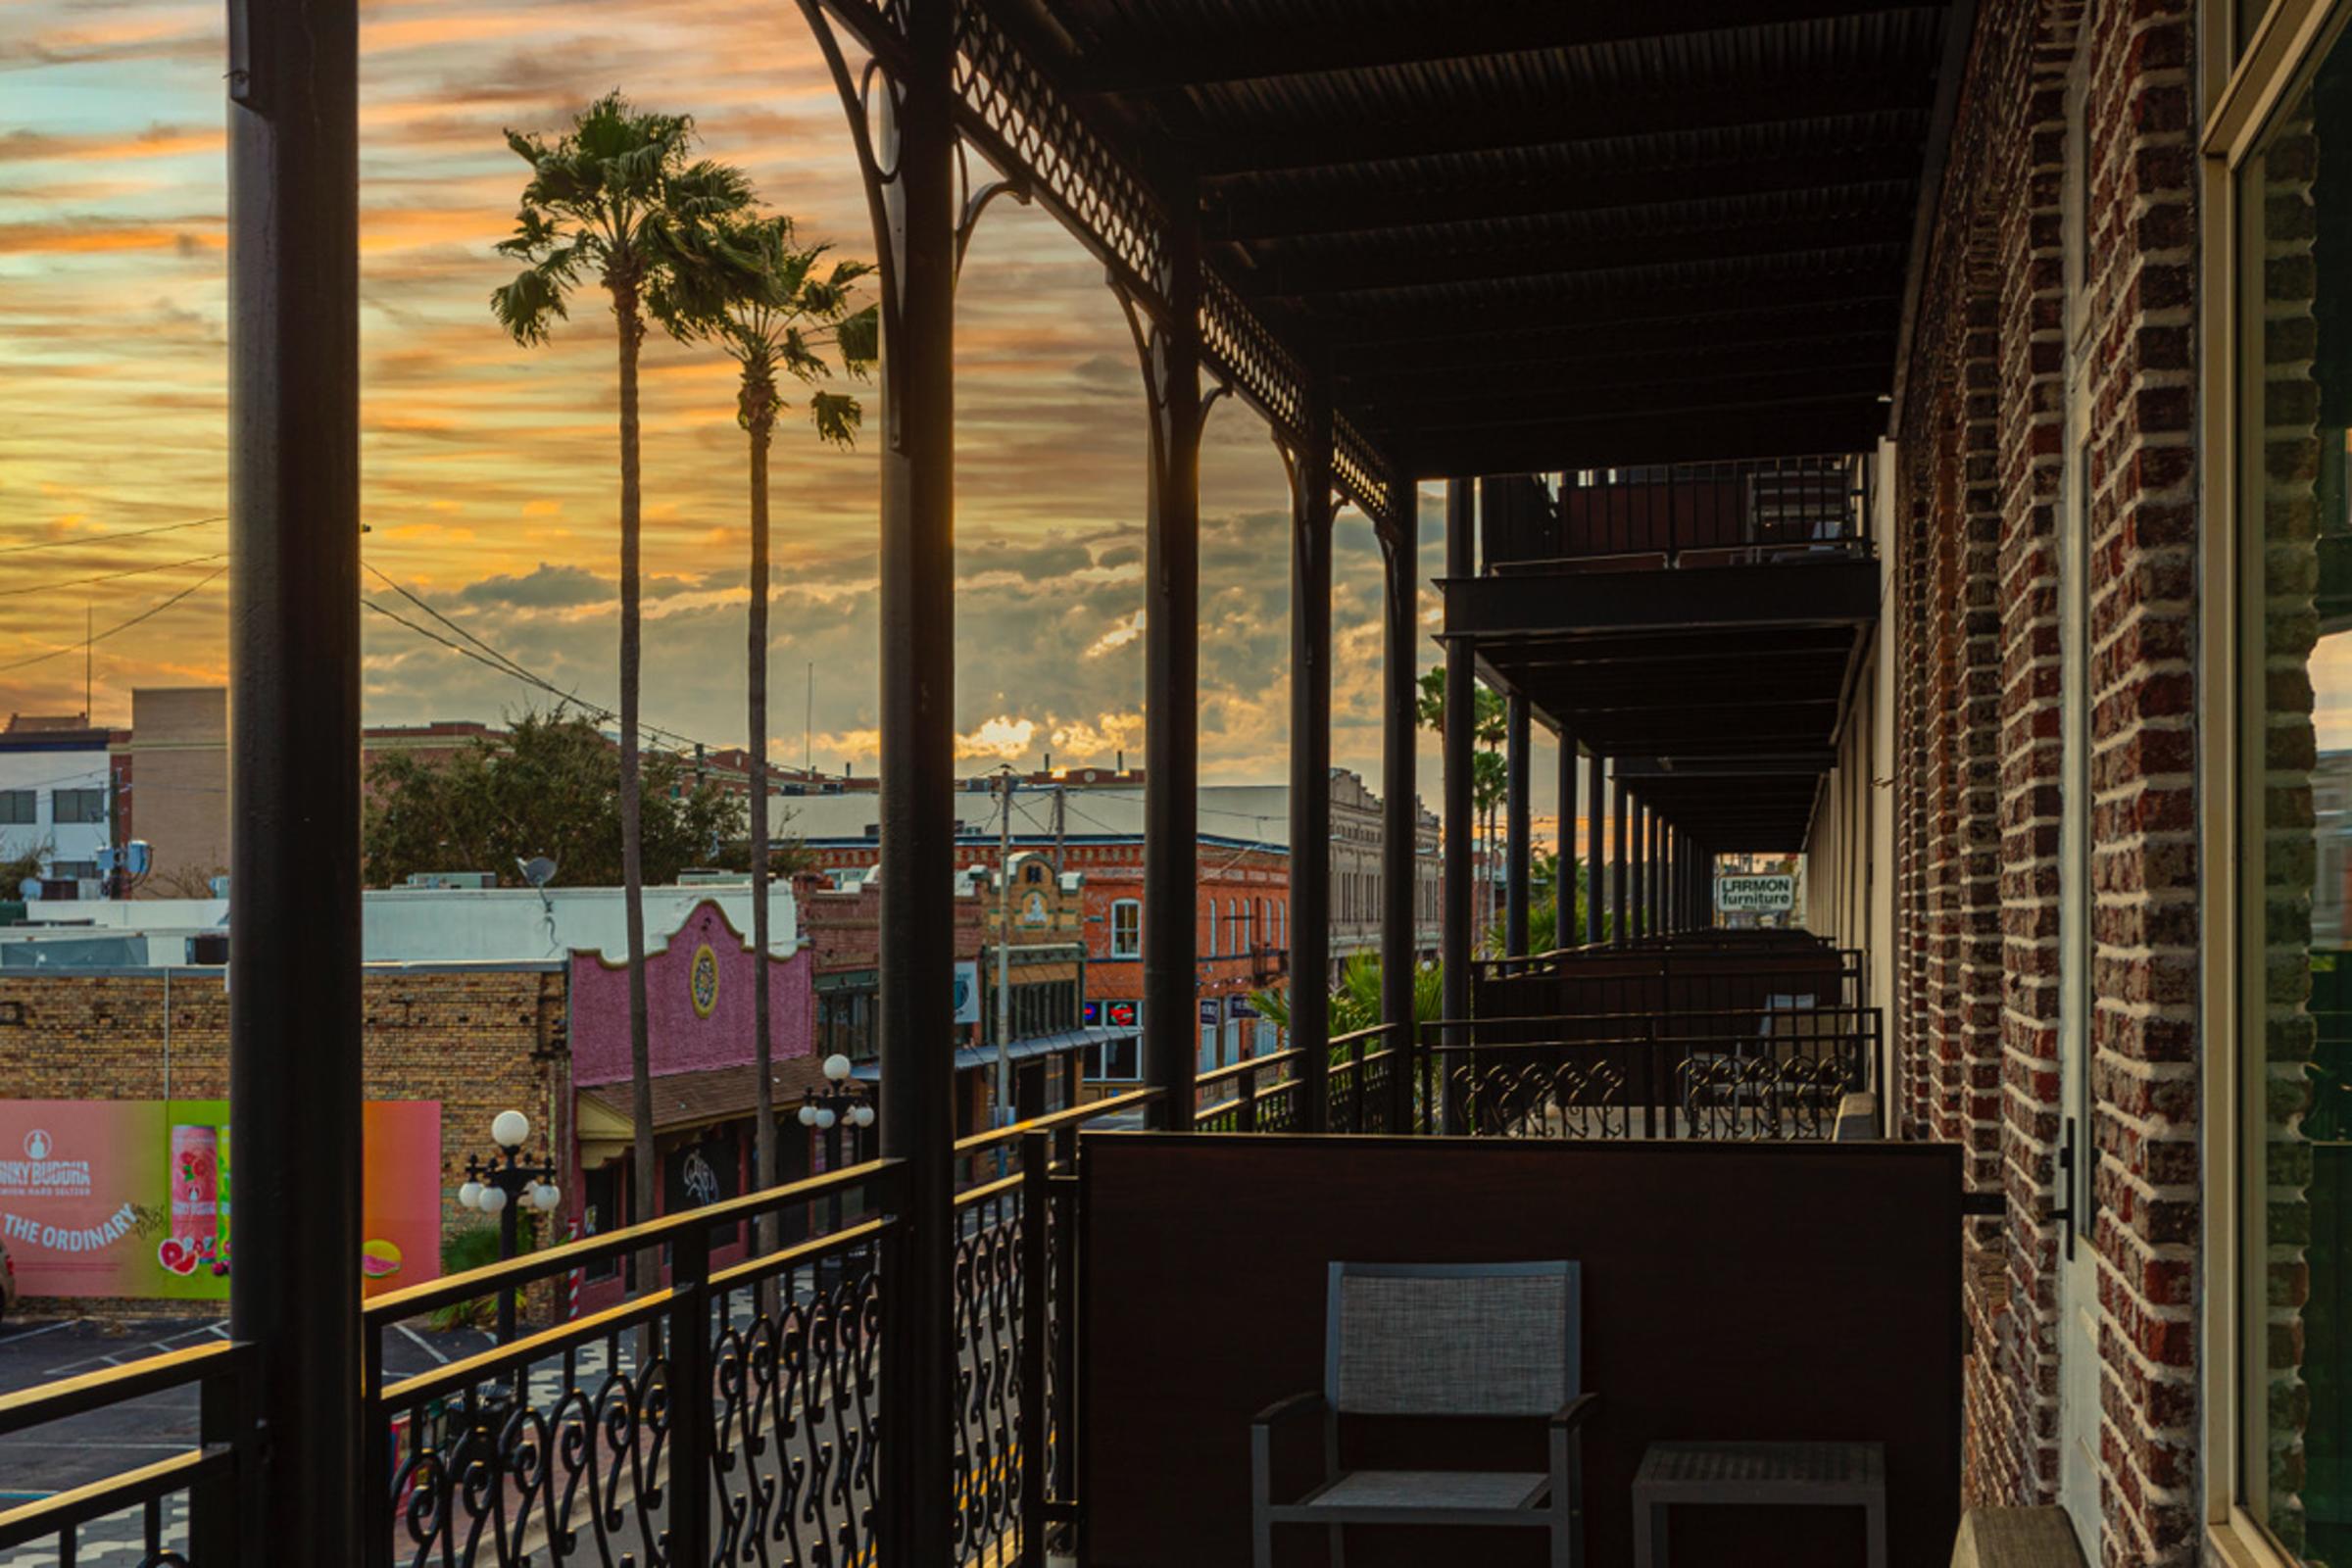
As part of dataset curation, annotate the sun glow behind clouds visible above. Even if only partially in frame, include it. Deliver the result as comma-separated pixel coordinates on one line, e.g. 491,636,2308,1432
0,0,1498,808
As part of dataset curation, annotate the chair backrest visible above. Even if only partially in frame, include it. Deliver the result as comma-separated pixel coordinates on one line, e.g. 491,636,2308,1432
1324,1259,1580,1418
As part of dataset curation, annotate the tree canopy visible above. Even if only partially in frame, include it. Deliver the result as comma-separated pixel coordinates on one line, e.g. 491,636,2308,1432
362,710,747,889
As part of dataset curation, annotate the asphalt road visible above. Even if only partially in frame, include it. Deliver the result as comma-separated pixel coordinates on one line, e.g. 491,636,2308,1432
0,1316,494,1502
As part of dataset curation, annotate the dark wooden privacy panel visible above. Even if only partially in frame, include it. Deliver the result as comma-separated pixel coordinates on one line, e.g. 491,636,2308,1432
1080,1135,1962,1568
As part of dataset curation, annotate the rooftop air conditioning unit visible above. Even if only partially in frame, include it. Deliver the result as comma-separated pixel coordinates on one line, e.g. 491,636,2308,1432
677,869,748,885
402,871,497,890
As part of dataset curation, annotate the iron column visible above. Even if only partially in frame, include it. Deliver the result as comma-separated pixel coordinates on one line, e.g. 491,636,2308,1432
872,5,958,1554
1142,194,1203,1132
1440,480,1475,1132
1379,485,1419,1134
1629,795,1644,939
1586,752,1605,947
1611,778,1629,943
1288,391,1335,1131
1503,692,1530,957
1556,731,1577,948
228,0,363,1554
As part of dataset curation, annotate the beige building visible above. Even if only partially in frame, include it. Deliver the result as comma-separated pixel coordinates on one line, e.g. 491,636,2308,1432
122,687,228,896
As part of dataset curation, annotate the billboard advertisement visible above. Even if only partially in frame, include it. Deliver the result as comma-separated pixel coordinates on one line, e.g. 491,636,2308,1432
0,1100,442,1301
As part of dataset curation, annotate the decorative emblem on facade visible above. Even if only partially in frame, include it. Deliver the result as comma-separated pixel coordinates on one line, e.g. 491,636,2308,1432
690,942,719,1018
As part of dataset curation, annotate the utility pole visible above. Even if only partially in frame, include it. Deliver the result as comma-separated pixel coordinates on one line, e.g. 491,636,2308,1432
996,767,1014,1143
1053,780,1066,876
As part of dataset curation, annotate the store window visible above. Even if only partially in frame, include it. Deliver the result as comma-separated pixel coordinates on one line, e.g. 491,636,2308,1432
2242,28,2352,1557
1109,899,1141,958
0,791,32,826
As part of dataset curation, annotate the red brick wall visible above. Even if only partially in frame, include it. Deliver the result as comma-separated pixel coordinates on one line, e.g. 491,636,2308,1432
1891,0,2200,1559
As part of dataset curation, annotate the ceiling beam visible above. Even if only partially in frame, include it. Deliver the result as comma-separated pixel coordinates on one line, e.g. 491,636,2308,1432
1234,210,1918,300
1333,306,1902,380
1341,336,1899,408
1317,265,1906,345
1396,400,1888,475
1204,150,1926,242
1069,2,1946,93
1191,72,1938,176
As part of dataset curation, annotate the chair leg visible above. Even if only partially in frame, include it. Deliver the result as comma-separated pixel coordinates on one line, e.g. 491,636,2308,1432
1865,1494,1886,1568
1328,1522,1345,1568
1631,1499,1667,1568
1252,1506,1272,1568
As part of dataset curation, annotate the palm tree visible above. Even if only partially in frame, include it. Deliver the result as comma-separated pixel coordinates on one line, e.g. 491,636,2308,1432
492,92,762,1276
654,213,876,1216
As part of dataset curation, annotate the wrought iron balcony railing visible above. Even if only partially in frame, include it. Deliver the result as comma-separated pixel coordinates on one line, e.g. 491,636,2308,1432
1481,454,1877,574
0,996,1872,1568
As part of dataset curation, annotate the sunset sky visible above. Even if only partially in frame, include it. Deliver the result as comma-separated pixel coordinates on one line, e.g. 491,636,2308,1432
1,0,1582,839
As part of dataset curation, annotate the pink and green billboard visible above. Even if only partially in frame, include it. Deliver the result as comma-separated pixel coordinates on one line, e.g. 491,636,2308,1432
0,1100,442,1301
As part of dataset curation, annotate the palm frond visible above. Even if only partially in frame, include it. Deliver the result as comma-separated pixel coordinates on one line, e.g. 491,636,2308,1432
808,391,863,449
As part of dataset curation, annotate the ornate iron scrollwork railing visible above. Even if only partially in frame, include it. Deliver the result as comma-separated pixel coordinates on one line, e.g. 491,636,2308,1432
365,1160,898,1568
1419,1005,1881,1143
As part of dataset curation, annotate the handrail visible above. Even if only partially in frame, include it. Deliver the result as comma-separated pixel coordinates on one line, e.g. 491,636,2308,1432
1195,1047,1302,1092
364,1153,900,1321
0,1339,246,1437
0,1449,228,1552
953,1085,1160,1157
1328,1023,1396,1049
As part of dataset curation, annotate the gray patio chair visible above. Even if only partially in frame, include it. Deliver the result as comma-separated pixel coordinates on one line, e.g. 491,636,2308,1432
1250,1259,1596,1568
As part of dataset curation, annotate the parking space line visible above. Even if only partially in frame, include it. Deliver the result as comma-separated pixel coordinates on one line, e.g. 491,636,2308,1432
0,1320,72,1348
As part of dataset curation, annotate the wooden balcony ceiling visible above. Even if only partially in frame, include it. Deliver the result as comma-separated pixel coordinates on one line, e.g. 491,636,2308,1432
1454,559,1879,851
998,0,1968,475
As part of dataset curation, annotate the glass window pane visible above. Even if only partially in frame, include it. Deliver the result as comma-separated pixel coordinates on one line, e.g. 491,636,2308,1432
2246,32,2352,1558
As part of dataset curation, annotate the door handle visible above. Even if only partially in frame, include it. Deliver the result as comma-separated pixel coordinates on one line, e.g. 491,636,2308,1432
2052,1115,2077,1259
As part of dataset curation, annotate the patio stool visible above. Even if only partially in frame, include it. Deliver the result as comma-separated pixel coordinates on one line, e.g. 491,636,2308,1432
1631,1440,1885,1567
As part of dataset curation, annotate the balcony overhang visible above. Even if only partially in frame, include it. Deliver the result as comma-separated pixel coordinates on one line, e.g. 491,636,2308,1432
1446,559,1879,852
949,0,1971,480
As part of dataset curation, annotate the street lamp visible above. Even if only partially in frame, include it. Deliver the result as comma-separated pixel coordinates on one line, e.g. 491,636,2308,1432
456,1109,560,1347
798,1054,874,1260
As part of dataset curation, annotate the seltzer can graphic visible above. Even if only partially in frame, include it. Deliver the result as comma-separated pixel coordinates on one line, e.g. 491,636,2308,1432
170,1123,219,1245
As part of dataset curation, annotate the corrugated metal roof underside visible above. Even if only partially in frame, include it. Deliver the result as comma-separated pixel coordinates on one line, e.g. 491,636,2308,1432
1000,0,1956,474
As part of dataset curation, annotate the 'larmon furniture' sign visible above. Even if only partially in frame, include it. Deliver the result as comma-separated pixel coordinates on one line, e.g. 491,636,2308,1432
1716,874,1795,913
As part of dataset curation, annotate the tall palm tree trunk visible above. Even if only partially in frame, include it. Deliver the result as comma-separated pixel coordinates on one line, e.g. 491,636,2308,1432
748,400,776,1250
613,274,657,1295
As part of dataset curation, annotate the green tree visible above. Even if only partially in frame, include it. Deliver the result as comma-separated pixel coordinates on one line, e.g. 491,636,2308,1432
363,710,745,891
1417,665,1511,939
492,92,763,1265
654,210,876,1216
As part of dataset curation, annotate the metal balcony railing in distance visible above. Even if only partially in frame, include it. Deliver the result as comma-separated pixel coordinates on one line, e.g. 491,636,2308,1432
1482,454,1877,575
0,1339,256,1567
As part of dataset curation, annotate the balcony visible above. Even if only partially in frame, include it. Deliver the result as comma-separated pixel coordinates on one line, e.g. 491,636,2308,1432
1,0,1980,1561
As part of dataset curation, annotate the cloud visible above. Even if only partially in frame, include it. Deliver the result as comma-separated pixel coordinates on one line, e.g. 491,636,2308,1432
1083,610,1143,660
457,563,609,609
956,714,1038,760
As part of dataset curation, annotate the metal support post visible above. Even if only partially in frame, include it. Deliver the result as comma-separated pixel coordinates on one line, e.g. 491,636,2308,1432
1611,777,1629,944
1440,480,1475,1132
1504,693,1530,957
1586,753,1605,947
1379,482,1419,1136
226,0,363,1555
1557,732,1577,948
1287,388,1335,1132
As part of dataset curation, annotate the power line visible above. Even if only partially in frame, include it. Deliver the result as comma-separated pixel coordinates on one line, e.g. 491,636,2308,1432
360,591,732,762
0,551,226,600
0,515,224,558
0,565,227,674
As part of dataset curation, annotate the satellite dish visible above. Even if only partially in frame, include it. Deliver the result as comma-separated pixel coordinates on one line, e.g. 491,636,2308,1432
517,856,559,889
17,878,39,902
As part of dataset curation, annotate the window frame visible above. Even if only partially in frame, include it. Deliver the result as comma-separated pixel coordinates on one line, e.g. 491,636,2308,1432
2201,3,2352,1559
1109,898,1142,959
51,787,106,825
0,790,33,827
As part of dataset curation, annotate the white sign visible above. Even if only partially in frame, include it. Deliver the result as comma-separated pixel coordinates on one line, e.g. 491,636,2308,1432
1716,874,1795,913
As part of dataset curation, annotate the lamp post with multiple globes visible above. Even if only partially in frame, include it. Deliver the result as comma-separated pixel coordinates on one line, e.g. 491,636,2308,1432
797,1054,875,1260
456,1108,561,1347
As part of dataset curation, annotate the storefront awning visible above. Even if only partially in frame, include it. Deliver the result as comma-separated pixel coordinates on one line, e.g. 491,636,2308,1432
851,1024,1140,1082
577,1058,832,1167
